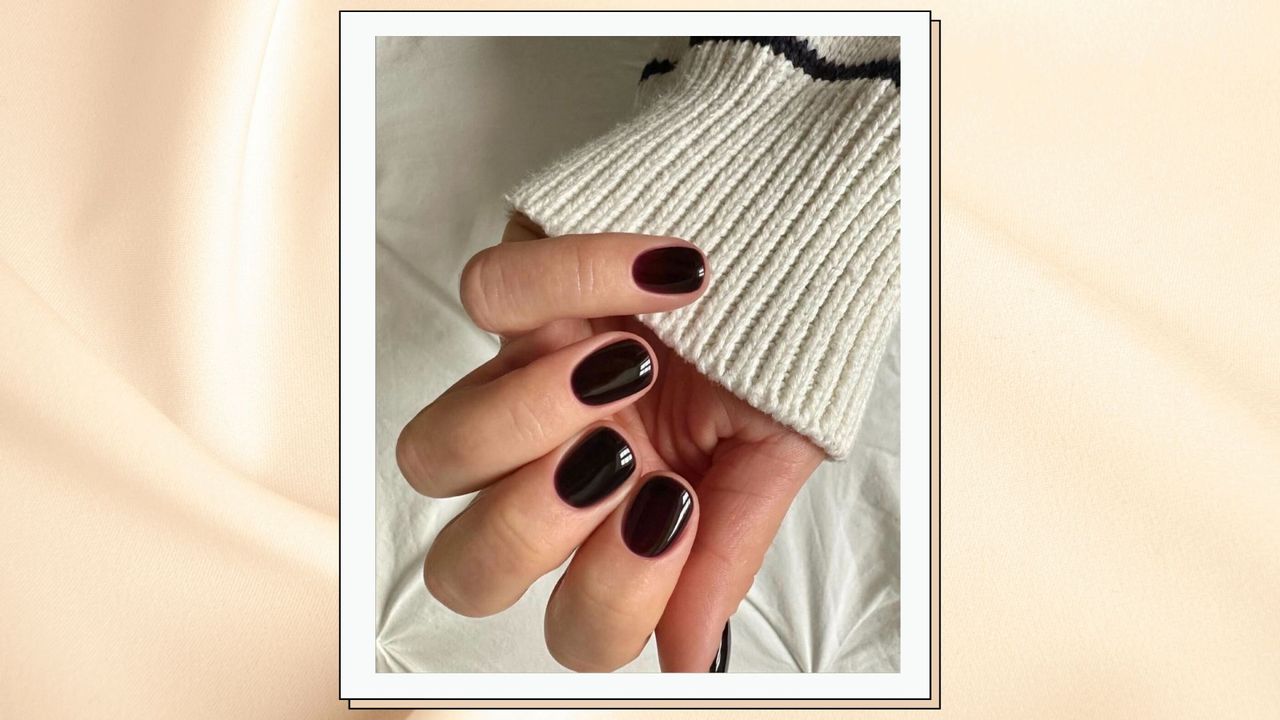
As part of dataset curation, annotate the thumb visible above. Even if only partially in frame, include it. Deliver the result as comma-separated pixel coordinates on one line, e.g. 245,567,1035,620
654,432,823,672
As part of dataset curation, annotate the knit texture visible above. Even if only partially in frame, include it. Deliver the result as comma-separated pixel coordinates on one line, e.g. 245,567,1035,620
506,37,901,458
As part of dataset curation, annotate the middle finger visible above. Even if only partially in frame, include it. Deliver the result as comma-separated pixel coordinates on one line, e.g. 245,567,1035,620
397,331,657,499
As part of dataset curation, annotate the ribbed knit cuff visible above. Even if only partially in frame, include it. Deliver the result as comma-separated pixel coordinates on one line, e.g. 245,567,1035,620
506,37,901,458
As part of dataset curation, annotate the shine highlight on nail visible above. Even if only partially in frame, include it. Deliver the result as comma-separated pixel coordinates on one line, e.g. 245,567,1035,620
571,339,654,406
554,427,635,508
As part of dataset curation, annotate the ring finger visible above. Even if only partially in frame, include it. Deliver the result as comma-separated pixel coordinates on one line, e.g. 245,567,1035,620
544,473,700,672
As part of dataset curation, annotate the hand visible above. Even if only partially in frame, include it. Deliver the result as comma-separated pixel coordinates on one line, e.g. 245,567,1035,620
397,215,825,672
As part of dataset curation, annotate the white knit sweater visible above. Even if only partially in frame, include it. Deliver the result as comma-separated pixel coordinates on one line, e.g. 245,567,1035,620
506,36,901,459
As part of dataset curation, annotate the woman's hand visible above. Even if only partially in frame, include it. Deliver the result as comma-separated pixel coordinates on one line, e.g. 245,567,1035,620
397,215,825,672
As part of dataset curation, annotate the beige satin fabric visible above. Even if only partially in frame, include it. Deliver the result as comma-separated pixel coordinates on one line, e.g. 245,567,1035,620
1,2,1276,719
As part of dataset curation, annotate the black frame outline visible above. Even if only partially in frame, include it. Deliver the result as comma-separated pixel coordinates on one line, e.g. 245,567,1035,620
339,8,941,711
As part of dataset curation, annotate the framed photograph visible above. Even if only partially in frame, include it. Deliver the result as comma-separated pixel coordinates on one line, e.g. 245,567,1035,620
340,9,940,709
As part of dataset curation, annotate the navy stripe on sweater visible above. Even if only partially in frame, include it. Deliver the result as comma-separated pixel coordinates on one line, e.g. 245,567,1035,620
641,36,900,87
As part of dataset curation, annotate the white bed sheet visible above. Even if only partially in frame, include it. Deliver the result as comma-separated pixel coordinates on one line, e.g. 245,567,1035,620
374,36,900,673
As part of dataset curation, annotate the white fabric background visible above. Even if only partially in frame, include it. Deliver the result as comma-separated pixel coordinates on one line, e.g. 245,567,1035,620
374,36,900,673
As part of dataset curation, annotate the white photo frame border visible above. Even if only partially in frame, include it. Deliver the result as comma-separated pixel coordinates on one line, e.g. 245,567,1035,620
340,9,933,701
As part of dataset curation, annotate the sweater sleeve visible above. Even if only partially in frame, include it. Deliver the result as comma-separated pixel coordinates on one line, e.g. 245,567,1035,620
505,36,901,459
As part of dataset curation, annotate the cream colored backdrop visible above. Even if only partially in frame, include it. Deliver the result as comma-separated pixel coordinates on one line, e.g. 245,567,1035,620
1,1,1275,719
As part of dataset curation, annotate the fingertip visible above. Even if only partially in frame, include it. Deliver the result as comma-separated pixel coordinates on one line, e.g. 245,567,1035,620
631,240,712,299
568,332,659,408
620,472,699,559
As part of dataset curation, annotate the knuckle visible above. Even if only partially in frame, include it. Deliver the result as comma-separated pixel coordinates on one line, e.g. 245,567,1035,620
488,499,552,571
570,241,599,300
396,412,464,498
700,530,758,590
459,247,504,332
423,548,492,617
422,552,462,612
501,392,552,449
546,579,644,672
424,516,527,618
575,574,639,630
395,427,440,496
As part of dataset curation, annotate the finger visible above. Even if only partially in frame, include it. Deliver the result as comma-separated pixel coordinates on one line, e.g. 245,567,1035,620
397,331,656,498
544,473,699,672
654,435,824,672
424,423,642,617
451,319,590,391
459,233,710,335
501,212,547,243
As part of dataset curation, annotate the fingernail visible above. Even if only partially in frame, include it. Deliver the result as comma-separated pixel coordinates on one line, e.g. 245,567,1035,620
632,246,706,294
571,339,654,406
555,427,635,508
622,475,693,557
709,620,731,673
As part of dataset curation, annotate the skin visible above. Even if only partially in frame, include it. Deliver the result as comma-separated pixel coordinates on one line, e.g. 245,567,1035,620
397,214,825,672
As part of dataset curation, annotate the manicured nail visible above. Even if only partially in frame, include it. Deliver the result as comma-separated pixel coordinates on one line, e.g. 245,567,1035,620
709,620,731,673
571,339,654,406
555,427,635,508
622,475,693,557
632,246,706,294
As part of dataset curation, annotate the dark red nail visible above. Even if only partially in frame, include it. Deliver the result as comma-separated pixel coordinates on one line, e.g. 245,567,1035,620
555,427,635,508
621,475,693,557
709,620,731,672
632,246,706,294
571,339,654,406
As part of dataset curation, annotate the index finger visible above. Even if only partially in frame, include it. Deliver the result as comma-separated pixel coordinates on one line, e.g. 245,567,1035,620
459,233,710,335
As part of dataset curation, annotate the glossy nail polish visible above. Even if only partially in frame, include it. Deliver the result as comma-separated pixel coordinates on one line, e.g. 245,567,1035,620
554,427,635,508
622,475,693,557
571,339,654,406
632,246,706,294
709,620,731,673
